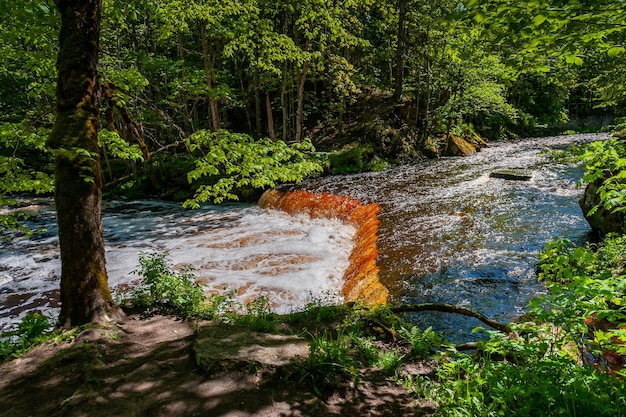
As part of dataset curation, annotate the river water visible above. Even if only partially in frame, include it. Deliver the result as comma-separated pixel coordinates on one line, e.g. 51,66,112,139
0,133,607,337
298,133,606,339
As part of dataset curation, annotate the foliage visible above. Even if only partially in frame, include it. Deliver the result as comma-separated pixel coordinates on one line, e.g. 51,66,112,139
325,144,383,174
184,130,323,206
465,0,626,120
507,72,571,126
0,3,56,237
398,325,446,359
125,252,207,318
300,299,352,323
0,122,54,237
534,235,626,356
427,345,626,417
374,348,405,377
0,313,53,360
296,329,358,395
579,138,626,216
233,295,277,332
465,0,626,65
98,129,145,162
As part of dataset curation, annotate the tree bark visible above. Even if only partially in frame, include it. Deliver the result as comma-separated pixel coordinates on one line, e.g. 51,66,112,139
281,61,290,142
254,66,262,136
266,93,276,141
295,60,309,143
48,0,122,327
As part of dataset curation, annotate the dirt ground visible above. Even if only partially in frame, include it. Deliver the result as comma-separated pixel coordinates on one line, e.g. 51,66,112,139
0,315,437,417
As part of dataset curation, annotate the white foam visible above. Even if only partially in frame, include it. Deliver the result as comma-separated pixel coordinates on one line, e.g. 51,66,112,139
0,200,356,330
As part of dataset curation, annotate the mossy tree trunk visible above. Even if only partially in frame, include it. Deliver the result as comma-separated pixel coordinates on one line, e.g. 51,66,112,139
47,0,122,327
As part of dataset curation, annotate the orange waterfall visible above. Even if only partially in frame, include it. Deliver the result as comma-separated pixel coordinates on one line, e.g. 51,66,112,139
258,189,389,306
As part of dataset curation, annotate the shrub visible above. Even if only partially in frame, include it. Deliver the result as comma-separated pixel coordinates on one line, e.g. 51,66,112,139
127,252,206,318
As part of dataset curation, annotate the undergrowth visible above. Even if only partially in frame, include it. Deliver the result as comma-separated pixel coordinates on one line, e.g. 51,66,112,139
6,215,626,416
115,245,626,414
0,312,83,360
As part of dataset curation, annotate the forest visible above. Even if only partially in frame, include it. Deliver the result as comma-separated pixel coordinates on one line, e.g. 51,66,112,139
2,0,624,207
1,0,626,416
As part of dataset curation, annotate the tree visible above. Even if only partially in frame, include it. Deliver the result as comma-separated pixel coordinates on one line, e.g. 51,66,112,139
47,0,122,327
464,0,626,76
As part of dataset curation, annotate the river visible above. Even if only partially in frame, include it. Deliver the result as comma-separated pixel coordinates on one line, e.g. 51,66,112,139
0,133,607,337
298,133,606,339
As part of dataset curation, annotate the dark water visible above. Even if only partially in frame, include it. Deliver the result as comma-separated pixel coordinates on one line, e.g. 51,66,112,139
299,133,607,340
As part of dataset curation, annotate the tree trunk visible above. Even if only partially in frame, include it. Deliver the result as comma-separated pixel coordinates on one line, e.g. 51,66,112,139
281,61,289,142
295,60,309,143
48,0,122,328
266,93,276,141
254,66,262,136
392,0,408,102
199,21,220,132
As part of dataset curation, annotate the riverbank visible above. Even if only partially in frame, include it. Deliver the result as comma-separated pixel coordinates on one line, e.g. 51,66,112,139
0,313,436,417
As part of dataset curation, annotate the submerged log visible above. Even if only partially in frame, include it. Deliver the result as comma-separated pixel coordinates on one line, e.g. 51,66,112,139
489,169,532,181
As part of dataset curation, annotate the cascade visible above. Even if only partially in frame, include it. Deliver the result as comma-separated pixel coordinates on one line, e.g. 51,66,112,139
258,189,389,305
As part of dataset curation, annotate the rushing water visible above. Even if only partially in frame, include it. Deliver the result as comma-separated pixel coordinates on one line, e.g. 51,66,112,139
298,133,607,340
0,201,355,331
0,133,608,338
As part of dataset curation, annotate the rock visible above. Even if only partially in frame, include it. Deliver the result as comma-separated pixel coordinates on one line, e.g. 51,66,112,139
579,179,626,236
489,169,533,181
192,325,309,376
445,135,476,156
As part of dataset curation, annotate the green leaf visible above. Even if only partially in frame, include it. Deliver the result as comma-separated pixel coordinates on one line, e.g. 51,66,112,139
532,15,547,26
607,46,624,58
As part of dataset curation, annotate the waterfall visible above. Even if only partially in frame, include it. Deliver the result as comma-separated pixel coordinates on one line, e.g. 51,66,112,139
258,189,389,306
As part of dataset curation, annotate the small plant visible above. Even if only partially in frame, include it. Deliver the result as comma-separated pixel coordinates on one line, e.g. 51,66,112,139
349,334,379,365
297,330,357,396
375,348,404,376
398,325,446,358
203,290,237,321
292,298,349,324
235,295,277,332
0,312,53,360
127,251,206,318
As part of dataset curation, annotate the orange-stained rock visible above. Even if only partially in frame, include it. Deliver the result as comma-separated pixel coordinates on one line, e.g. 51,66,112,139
258,189,389,306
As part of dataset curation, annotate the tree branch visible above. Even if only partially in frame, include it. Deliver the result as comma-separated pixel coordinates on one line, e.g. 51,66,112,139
390,303,511,333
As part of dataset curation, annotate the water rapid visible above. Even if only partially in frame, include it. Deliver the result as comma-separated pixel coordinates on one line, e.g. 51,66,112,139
0,201,355,331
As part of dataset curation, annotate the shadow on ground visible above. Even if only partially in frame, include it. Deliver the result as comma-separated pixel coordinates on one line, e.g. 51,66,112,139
0,315,435,417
